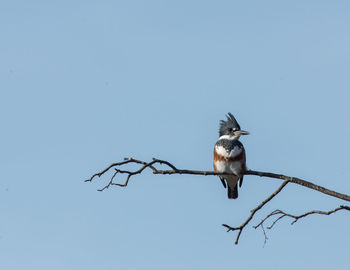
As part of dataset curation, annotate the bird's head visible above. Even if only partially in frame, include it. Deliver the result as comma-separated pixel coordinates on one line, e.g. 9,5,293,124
219,113,250,139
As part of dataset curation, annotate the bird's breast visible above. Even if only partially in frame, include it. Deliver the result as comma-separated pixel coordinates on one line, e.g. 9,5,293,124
214,145,245,175
214,160,243,175
214,145,244,162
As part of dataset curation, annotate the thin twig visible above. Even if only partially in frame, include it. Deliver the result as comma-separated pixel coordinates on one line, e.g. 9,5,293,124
85,157,350,244
261,223,268,246
85,157,350,202
222,180,289,245
254,205,350,231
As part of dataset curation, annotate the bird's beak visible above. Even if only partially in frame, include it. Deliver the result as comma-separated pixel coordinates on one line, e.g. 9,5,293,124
236,130,250,136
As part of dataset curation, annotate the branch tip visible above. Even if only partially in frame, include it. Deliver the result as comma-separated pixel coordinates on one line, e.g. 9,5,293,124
85,157,350,245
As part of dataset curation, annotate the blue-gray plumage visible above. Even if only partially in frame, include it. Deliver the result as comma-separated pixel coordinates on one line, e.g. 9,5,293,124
215,138,244,152
219,113,241,136
213,113,249,199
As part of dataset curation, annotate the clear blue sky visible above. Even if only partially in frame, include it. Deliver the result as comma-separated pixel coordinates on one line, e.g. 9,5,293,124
1,1,350,269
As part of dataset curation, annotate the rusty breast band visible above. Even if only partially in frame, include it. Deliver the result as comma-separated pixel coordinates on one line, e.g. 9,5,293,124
213,148,244,162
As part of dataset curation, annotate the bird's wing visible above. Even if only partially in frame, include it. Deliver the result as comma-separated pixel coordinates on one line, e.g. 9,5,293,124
228,145,243,158
239,175,244,187
219,177,227,188
239,146,247,187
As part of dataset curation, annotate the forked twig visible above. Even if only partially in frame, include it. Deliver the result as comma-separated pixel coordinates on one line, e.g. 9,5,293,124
254,205,350,230
85,157,350,244
85,157,350,201
222,180,289,244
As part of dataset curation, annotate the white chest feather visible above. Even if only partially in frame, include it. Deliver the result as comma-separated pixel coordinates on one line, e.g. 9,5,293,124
215,145,242,158
214,160,243,175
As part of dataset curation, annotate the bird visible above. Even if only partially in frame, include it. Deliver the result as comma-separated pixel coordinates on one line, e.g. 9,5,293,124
213,113,250,199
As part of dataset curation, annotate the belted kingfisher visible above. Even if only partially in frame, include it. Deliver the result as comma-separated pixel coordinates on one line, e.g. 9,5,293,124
213,113,250,199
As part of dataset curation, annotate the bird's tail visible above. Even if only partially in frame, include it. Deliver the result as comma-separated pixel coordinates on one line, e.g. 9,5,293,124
227,184,238,199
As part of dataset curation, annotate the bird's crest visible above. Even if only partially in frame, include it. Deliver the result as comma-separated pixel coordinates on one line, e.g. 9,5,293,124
219,113,241,136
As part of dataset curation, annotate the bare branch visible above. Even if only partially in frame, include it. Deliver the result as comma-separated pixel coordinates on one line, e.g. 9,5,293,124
85,157,350,202
85,158,157,184
85,157,350,244
245,170,350,203
222,180,289,244
254,205,350,231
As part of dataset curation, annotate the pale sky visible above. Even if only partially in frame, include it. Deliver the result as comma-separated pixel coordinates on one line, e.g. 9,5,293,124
1,1,350,269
